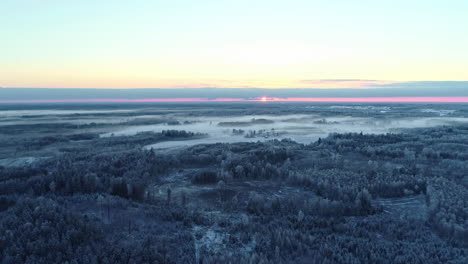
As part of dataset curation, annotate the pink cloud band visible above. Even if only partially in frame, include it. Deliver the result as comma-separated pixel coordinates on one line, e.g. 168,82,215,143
1,97,468,103
259,97,468,103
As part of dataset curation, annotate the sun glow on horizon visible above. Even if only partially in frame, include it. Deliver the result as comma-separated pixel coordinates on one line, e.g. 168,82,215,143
1,97,468,104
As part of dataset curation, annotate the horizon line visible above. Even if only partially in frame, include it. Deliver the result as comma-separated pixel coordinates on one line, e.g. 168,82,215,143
1,97,468,104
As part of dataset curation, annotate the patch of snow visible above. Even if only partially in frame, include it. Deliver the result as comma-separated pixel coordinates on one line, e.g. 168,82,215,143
0,156,48,167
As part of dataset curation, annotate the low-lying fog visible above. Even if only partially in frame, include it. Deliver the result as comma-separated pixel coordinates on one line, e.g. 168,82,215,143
2,105,467,152
100,114,468,150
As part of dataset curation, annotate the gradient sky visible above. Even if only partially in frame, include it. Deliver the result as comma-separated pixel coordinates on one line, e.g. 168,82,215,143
1,0,468,89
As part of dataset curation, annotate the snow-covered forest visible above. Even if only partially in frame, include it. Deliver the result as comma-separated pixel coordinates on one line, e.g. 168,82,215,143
0,103,467,263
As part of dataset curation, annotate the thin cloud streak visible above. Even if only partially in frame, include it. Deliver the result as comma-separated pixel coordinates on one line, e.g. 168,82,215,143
298,79,390,89
300,79,379,83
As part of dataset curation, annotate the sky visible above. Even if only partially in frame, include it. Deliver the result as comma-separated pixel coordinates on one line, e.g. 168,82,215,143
1,0,468,89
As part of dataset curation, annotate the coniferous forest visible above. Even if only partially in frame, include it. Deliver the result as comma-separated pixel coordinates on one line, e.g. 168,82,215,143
0,103,467,263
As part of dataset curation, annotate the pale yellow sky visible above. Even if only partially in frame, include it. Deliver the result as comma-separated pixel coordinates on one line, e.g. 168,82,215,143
1,0,467,88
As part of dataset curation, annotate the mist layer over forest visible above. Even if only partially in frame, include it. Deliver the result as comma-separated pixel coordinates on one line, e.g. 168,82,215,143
0,102,467,263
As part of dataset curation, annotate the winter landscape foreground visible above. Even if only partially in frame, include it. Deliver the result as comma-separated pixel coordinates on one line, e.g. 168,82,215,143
0,102,467,263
